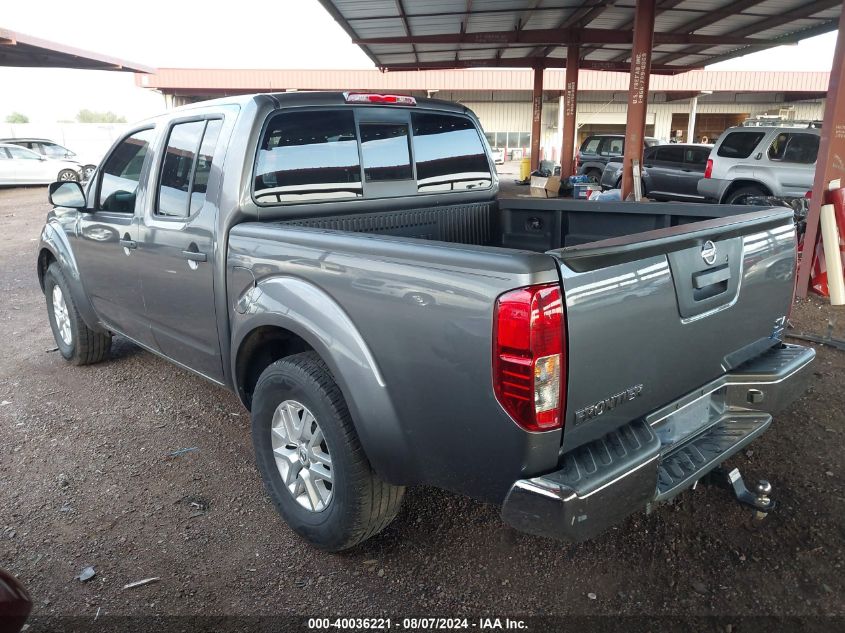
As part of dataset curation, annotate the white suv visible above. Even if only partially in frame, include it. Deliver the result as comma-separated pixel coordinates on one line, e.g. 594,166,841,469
698,123,820,204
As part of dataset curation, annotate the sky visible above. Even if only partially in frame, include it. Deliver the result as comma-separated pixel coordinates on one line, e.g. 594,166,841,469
0,1,839,124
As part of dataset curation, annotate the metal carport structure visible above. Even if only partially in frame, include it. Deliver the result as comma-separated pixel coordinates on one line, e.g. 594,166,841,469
316,0,844,297
0,28,153,73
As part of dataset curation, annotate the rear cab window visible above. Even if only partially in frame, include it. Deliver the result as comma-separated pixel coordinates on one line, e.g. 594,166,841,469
254,110,362,204
253,107,491,205
716,131,765,159
685,147,710,167
411,112,491,192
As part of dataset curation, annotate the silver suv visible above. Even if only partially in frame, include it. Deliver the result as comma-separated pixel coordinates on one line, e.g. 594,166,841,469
698,122,820,204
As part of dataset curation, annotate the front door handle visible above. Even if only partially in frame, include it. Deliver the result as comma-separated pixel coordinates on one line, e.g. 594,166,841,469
182,250,207,263
119,238,137,250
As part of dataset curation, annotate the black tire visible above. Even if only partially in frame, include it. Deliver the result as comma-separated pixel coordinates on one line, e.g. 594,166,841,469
44,262,111,365
82,165,97,180
725,185,766,205
585,168,602,183
57,169,79,183
251,351,404,551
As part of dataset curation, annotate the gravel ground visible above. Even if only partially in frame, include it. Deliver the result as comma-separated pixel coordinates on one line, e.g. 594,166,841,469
0,186,843,629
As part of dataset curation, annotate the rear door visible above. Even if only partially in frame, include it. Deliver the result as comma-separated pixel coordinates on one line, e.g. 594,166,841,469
550,207,796,451
644,145,683,196
680,146,709,199
136,114,229,382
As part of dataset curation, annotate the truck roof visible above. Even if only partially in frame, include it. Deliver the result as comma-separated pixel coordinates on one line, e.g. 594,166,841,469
159,91,469,117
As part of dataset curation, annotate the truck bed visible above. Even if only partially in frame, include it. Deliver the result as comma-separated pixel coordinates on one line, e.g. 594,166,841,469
232,197,798,499
274,196,774,254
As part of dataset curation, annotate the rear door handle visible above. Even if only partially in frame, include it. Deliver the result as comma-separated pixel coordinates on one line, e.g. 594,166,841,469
119,239,137,250
182,250,207,263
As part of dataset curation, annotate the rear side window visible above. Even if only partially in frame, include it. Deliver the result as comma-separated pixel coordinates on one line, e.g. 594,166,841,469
654,145,684,163
411,112,491,192
768,133,819,164
580,137,601,154
254,110,361,204
717,131,765,159
600,138,624,156
360,122,412,182
685,147,710,166
98,128,155,212
156,119,222,218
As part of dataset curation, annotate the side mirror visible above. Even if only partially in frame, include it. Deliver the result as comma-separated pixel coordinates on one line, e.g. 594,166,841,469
48,181,87,210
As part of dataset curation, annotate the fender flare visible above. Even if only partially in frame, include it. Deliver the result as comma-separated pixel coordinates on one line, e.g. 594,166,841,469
230,276,415,485
38,222,104,333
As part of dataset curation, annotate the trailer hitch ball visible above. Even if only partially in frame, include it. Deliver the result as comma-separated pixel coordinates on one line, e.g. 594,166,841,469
754,479,773,521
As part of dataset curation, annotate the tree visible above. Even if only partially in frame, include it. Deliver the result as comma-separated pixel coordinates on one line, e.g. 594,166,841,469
76,109,127,124
5,112,29,124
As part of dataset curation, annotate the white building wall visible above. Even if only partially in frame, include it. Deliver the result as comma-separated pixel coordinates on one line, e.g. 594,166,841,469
465,99,824,162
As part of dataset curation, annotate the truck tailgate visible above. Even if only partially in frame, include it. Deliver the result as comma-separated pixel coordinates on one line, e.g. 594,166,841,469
550,207,796,451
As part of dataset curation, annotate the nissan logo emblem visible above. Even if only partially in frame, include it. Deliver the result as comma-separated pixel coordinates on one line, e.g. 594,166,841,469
701,240,717,265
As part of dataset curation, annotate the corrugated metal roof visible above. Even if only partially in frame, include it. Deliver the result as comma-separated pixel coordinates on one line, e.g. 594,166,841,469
136,67,831,94
0,28,154,73
316,0,841,73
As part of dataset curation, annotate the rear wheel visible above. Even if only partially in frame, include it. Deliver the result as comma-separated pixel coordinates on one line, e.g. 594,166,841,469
44,263,111,365
725,185,766,205
57,169,79,182
251,351,405,551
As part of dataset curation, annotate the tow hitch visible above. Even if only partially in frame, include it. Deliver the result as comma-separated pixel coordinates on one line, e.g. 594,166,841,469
703,467,775,522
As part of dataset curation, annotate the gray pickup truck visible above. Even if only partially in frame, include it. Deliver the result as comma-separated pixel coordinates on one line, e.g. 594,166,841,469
38,92,814,551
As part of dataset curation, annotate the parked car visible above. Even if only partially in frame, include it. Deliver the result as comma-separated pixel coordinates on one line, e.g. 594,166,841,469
38,92,813,551
698,124,820,204
0,137,97,181
600,143,712,202
490,146,505,165
576,134,661,181
0,143,82,185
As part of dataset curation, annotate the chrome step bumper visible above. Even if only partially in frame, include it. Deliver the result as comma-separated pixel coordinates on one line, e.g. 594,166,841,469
501,343,815,542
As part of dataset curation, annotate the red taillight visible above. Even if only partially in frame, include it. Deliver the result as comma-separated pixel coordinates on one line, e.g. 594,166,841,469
344,92,417,106
805,190,813,199
493,284,566,432
704,159,713,179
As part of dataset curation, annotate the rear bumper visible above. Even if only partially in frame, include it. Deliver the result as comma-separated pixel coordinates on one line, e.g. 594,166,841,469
501,343,815,542
697,177,730,202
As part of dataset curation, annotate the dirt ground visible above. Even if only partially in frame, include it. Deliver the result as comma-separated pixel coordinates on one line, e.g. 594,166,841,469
0,186,843,630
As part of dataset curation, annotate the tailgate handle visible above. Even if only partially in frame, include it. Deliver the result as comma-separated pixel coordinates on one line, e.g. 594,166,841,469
692,264,730,290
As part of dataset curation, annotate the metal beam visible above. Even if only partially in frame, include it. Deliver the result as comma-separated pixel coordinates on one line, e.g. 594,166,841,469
560,46,580,178
530,66,545,171
606,0,686,62
534,0,618,59
378,57,697,74
394,0,418,64
620,0,656,199
354,28,766,47
796,9,845,297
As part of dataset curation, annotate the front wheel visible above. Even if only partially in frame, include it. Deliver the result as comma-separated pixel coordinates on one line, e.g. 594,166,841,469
44,263,111,365
251,351,405,551
57,169,79,182
82,165,96,180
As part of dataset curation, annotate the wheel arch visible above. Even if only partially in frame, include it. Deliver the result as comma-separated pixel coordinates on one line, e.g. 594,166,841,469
230,276,413,485
37,224,102,332
721,179,772,203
